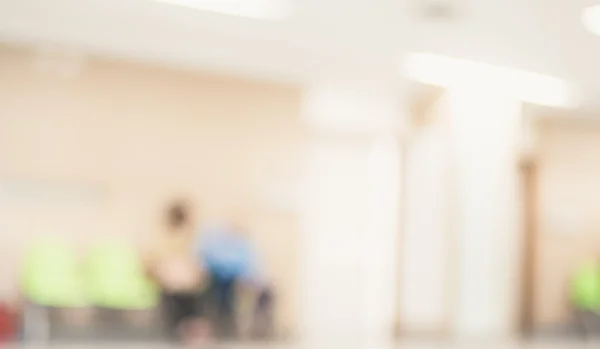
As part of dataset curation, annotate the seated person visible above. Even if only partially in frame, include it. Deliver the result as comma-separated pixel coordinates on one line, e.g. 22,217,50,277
144,200,209,343
196,217,261,339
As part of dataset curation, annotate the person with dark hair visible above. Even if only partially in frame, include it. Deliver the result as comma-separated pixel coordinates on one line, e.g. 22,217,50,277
144,200,209,343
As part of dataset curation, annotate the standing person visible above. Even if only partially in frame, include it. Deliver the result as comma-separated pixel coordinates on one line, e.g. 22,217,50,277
196,218,260,339
145,200,209,343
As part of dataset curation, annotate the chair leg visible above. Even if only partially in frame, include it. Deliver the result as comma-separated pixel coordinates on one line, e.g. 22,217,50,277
22,303,49,343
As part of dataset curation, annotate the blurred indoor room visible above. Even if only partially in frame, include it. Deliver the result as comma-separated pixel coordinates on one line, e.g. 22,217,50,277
0,0,600,348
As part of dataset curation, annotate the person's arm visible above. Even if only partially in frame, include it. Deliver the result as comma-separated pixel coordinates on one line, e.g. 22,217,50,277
192,231,205,265
140,243,158,280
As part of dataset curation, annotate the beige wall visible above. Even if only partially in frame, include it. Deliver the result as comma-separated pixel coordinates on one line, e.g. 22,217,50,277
0,44,304,334
535,119,600,326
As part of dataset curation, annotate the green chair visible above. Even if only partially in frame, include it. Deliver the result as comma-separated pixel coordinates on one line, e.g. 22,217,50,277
571,262,600,339
571,262,600,311
21,238,89,342
84,241,158,310
21,239,88,308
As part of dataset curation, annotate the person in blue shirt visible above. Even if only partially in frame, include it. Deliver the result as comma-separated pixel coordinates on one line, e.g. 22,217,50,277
195,219,260,338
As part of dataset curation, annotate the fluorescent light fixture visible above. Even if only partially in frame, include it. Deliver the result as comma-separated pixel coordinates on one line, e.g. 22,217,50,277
583,5,600,36
403,52,579,109
153,0,293,20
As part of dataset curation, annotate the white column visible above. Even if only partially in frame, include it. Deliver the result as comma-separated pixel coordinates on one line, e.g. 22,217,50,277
446,88,521,338
402,53,576,339
299,81,402,343
363,135,401,341
399,108,451,334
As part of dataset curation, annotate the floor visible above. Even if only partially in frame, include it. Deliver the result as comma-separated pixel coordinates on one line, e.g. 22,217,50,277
4,340,599,349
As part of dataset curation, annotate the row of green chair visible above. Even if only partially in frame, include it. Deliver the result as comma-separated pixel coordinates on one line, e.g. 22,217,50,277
22,238,158,310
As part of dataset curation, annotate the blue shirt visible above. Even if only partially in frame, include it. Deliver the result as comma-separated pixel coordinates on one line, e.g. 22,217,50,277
196,225,257,282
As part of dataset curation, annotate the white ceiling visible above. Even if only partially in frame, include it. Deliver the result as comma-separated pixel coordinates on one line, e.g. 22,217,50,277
0,0,599,111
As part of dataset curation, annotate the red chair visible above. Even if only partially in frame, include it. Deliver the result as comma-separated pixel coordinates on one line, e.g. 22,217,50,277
0,303,16,342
